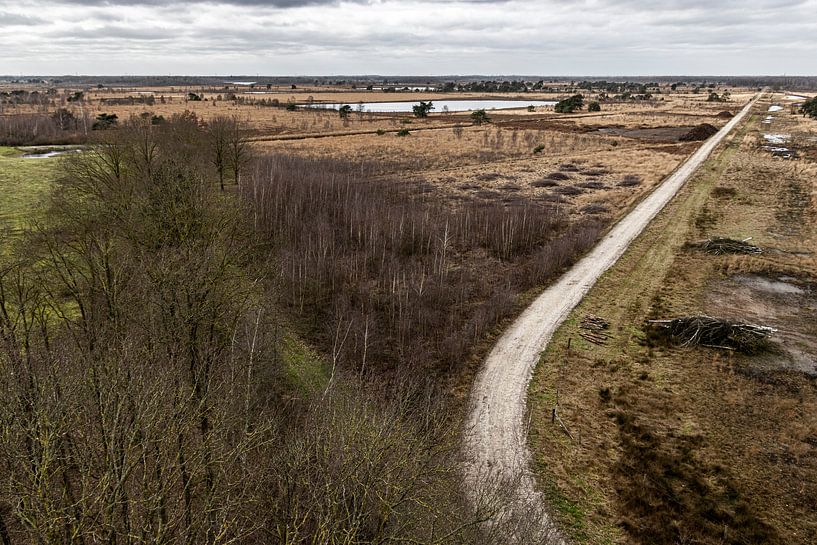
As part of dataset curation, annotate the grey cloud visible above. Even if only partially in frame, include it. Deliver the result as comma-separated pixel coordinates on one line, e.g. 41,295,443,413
0,11,46,25
49,25,177,41
43,0,360,7
45,0,508,6
2,0,817,75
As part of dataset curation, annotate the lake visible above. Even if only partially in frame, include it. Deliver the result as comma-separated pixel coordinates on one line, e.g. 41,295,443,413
306,99,557,113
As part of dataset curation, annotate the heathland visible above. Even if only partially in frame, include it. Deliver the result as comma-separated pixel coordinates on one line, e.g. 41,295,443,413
1,77,814,544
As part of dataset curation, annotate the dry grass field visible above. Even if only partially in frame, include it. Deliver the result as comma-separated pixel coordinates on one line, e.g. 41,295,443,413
1,82,758,230
528,92,817,544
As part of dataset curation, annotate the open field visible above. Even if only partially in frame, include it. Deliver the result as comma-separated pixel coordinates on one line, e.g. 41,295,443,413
528,93,817,544
1,82,763,235
0,146,61,234
0,82,765,379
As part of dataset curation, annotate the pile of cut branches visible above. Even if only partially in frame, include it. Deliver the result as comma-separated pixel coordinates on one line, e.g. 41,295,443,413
685,237,762,255
648,315,776,353
579,314,611,345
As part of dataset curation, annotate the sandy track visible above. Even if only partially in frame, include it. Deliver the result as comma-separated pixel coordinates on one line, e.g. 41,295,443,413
463,94,759,540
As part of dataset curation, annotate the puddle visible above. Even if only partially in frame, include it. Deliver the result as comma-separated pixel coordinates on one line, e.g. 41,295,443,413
763,134,789,144
22,149,82,159
762,134,796,159
764,147,796,159
707,274,817,377
733,274,804,296
784,95,807,101
768,105,784,112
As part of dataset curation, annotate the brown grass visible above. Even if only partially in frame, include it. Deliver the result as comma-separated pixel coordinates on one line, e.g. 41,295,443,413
528,95,817,544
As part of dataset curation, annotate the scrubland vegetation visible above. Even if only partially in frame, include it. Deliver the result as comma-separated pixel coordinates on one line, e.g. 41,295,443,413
0,109,598,543
1,77,811,544
246,154,602,377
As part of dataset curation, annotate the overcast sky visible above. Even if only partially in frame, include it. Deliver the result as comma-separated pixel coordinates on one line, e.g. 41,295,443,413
1,0,815,76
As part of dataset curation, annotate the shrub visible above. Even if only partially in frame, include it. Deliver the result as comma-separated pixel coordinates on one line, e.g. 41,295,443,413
412,101,434,118
187,92,202,101
338,104,353,118
397,128,410,136
286,103,297,111
578,181,606,189
801,97,817,118
475,172,500,181
554,94,584,113
554,185,584,195
471,109,490,125
707,91,730,102
545,172,570,181
618,175,642,187
533,144,545,154
92,112,118,130
581,203,609,214
376,128,386,135
588,101,601,112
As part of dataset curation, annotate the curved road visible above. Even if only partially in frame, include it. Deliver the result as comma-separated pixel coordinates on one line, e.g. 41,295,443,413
463,94,759,540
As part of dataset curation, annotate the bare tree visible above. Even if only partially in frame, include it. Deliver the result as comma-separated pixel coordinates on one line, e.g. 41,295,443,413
208,115,230,191
226,117,252,189
209,115,252,191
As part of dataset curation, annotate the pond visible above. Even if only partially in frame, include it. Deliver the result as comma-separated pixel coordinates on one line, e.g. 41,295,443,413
306,99,557,113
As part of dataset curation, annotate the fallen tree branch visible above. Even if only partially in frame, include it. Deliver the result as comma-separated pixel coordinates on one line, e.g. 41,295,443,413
648,315,776,353
685,236,762,255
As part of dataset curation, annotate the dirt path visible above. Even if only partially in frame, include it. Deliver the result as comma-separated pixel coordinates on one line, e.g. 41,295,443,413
462,94,760,540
